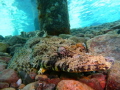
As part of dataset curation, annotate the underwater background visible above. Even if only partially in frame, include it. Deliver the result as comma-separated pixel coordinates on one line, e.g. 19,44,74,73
0,0,120,89
0,0,120,36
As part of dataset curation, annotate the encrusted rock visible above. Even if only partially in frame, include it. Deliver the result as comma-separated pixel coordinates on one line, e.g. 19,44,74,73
87,34,120,61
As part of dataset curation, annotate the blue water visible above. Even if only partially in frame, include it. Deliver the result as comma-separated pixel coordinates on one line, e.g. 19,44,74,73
0,0,120,36
68,0,120,28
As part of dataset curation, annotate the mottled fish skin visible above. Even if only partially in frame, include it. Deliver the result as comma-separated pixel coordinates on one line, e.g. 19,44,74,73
7,36,114,74
39,53,114,73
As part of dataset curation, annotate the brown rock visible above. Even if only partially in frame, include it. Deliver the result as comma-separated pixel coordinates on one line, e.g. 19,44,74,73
0,82,9,89
106,61,120,90
56,80,94,90
0,62,7,71
35,75,48,80
87,34,120,60
0,56,11,63
47,78,61,85
0,69,19,84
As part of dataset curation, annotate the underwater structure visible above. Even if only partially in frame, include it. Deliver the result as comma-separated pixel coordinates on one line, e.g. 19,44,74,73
37,0,70,35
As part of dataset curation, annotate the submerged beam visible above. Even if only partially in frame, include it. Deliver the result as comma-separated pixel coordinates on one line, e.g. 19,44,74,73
37,0,70,35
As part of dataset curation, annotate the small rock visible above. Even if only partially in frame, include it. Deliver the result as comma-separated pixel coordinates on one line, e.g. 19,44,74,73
10,82,18,88
35,75,48,81
69,36,87,43
8,44,23,56
16,78,22,86
18,84,26,89
75,33,84,37
106,61,120,90
0,35,4,41
79,73,106,90
0,62,7,71
19,71,34,85
0,42,9,52
35,81,56,90
111,24,120,29
84,34,94,38
47,78,61,85
0,52,10,57
0,69,19,84
42,84,55,90
0,56,11,63
7,36,27,46
59,34,72,39
22,82,36,90
1,87,16,90
56,80,94,90
0,82,9,89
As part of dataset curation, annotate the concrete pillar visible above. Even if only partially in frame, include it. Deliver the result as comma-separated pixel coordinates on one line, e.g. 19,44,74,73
37,0,70,35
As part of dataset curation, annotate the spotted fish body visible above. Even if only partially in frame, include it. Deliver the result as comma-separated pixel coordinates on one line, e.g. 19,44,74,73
39,50,114,74
7,36,114,74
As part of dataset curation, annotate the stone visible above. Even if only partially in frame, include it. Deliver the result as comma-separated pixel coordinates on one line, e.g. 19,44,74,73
47,78,61,85
0,69,19,84
106,61,120,90
56,80,94,90
84,34,94,38
35,75,48,81
21,82,36,90
0,82,9,89
69,36,87,43
0,62,7,71
19,71,34,85
10,82,19,88
79,73,106,90
87,34,120,60
7,36,27,46
42,84,55,90
1,87,16,90
0,52,10,57
18,84,26,89
59,34,72,39
8,44,23,56
0,42,9,52
0,56,11,63
75,33,84,37
0,35,4,41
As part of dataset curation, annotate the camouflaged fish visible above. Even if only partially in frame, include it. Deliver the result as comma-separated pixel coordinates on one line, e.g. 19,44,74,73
7,36,114,74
